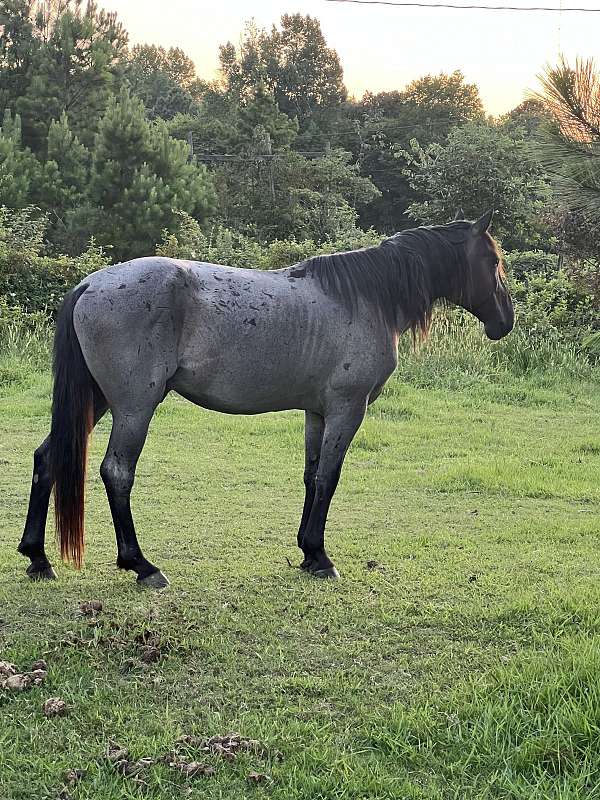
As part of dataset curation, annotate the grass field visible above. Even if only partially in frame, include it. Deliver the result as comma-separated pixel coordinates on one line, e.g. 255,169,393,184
1,351,600,799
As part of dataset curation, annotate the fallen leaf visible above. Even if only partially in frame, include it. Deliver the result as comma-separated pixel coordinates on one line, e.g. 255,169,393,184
43,697,68,717
140,646,161,664
247,771,270,783
79,600,103,616
3,673,32,691
63,769,85,785
106,742,129,763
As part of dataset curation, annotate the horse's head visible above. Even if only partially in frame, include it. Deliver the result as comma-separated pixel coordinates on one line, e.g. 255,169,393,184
454,209,514,341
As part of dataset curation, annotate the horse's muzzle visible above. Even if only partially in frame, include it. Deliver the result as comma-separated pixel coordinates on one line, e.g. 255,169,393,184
484,300,515,340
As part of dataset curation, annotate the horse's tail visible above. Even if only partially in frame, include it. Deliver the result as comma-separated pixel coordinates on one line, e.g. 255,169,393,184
50,284,96,569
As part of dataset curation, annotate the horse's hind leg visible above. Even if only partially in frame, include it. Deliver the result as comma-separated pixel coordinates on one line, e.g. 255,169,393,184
18,437,56,580
100,406,168,588
18,397,108,580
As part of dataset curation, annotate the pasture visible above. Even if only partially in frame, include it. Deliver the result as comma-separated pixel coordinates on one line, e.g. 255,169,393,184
1,356,600,799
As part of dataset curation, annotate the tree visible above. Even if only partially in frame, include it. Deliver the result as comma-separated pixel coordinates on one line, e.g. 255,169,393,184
36,112,89,245
399,71,484,141
238,83,298,150
219,14,347,129
402,122,550,249
168,87,241,156
351,72,485,233
281,148,380,242
126,44,206,119
215,146,379,243
0,109,41,208
0,0,38,113
500,99,549,139
533,57,600,224
80,87,215,259
14,0,128,153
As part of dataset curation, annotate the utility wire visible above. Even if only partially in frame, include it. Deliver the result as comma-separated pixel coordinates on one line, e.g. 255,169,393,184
325,0,600,11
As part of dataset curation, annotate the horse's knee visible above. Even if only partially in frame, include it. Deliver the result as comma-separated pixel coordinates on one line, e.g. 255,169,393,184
100,455,134,495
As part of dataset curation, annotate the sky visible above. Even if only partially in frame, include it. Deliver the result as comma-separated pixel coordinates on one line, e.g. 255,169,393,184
100,0,600,115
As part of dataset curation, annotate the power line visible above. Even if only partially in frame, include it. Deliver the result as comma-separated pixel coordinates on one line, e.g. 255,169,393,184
325,0,600,11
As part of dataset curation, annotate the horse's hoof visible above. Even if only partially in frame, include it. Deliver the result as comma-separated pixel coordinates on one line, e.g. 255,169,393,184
137,570,169,589
26,563,57,581
311,566,340,580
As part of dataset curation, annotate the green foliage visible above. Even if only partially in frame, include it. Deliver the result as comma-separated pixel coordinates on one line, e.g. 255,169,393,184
214,146,379,243
156,210,383,269
0,206,109,312
504,249,559,280
402,122,551,249
0,110,41,207
399,70,485,138
36,112,90,247
220,14,347,128
82,87,215,259
0,295,52,377
503,249,599,340
533,57,600,221
13,0,128,152
512,270,598,339
126,44,204,120
354,72,484,233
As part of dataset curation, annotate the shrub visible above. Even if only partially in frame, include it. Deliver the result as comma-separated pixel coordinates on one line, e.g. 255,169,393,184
0,207,110,313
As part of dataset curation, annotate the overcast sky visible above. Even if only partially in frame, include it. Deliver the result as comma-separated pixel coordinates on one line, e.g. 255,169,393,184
100,0,600,115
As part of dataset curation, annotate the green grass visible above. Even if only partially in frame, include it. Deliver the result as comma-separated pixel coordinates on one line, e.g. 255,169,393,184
1,354,600,799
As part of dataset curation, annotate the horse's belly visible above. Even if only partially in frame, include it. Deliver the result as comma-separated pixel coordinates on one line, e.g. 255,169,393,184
168,364,316,415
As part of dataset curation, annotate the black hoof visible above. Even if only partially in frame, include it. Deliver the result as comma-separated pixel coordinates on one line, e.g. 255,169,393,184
26,563,57,581
311,566,340,579
137,570,169,589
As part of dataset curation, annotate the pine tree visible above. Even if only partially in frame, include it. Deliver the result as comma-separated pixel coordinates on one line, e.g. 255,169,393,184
87,87,215,259
15,1,128,154
37,112,90,246
239,84,298,150
0,110,41,208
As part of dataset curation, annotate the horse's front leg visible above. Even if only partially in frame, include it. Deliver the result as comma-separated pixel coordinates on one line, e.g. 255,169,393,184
300,399,367,578
297,411,324,552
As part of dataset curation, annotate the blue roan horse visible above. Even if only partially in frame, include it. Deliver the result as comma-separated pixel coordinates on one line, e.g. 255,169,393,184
18,210,514,587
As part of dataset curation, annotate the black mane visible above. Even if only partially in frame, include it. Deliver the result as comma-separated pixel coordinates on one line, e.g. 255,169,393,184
295,222,472,337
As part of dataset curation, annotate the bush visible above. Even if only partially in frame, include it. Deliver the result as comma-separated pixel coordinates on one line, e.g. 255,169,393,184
156,210,384,269
0,207,110,313
504,250,559,280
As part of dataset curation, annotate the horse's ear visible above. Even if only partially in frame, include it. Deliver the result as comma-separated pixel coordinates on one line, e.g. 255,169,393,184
453,207,465,221
471,209,494,236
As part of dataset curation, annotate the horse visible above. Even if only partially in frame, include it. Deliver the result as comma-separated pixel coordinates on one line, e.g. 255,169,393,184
17,210,514,587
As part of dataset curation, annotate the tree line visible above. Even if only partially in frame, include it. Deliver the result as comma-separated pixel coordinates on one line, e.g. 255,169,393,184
0,0,598,347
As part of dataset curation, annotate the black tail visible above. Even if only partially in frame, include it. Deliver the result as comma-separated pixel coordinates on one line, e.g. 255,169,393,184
50,284,96,569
